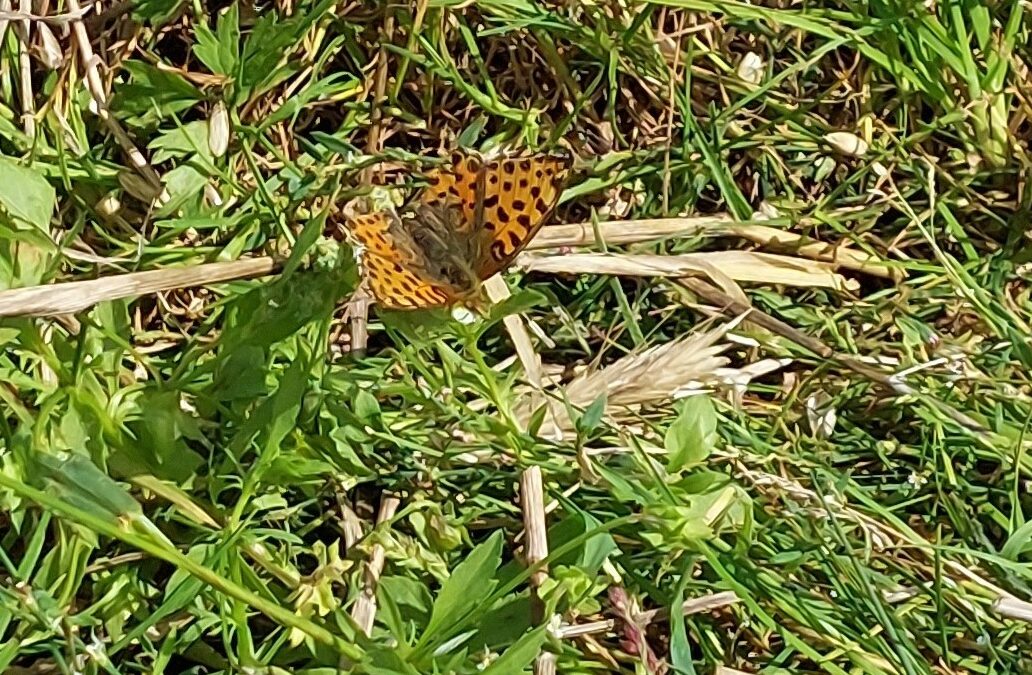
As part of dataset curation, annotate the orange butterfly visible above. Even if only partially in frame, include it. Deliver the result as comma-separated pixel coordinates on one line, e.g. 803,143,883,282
346,148,573,309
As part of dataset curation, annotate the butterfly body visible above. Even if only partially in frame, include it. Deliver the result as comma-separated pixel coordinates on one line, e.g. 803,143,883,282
405,200,482,292
347,149,572,310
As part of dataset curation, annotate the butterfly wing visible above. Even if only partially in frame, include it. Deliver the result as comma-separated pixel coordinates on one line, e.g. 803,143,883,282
473,151,571,278
347,211,464,309
420,149,573,280
419,151,483,235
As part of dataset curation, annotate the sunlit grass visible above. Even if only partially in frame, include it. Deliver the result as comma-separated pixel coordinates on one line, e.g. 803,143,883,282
0,0,1030,672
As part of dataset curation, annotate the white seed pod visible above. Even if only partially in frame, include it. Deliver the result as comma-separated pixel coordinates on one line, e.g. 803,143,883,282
825,131,869,157
208,101,230,157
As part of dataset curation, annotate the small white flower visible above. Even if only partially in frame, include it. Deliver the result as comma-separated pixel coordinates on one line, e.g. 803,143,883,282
738,52,765,86
907,472,928,488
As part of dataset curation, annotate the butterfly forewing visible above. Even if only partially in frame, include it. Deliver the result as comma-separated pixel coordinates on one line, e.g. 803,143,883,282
420,151,483,234
420,150,572,278
471,151,572,279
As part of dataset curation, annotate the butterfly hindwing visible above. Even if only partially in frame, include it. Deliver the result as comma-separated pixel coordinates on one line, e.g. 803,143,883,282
348,211,459,309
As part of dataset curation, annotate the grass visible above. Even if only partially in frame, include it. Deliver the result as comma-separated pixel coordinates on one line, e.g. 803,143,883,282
1,0,1031,672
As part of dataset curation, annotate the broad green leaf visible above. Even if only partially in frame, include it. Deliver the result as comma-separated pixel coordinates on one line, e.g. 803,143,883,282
117,61,202,121
418,530,504,648
480,626,548,675
34,453,142,521
471,594,532,649
159,164,209,214
665,395,718,472
547,511,618,573
193,4,240,77
114,389,205,482
0,156,55,231
149,121,211,163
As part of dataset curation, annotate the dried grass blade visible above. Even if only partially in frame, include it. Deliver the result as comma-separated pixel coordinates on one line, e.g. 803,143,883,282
0,258,277,317
529,216,897,281
517,251,857,291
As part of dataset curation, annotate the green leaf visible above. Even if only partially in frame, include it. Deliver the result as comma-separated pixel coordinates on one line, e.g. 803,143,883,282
480,626,548,675
418,530,504,649
256,355,309,460
130,0,186,24
193,4,240,77
148,121,211,163
665,395,718,472
576,393,607,434
354,390,382,423
213,345,270,401
471,595,533,649
0,156,55,231
359,648,421,675
158,164,208,214
117,61,202,122
34,453,142,521
113,389,204,482
548,511,618,573
378,575,433,623
281,211,327,277
235,0,334,102
668,568,696,675
1002,519,1032,560
261,73,361,130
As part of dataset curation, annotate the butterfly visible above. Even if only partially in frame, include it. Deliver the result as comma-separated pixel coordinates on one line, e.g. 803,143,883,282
346,148,573,310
